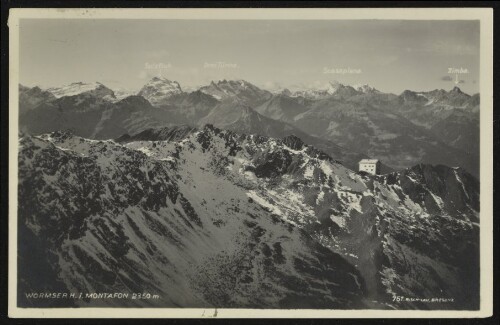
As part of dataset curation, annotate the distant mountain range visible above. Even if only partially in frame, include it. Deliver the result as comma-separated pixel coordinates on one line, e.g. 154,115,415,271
18,77,479,177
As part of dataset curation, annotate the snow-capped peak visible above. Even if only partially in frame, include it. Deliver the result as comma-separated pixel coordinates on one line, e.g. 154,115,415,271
46,81,112,98
287,81,358,99
210,79,253,90
325,80,344,94
142,76,182,91
354,84,380,94
198,79,271,102
137,77,183,106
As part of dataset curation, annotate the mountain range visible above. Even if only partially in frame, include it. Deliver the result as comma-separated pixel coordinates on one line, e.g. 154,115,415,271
18,125,479,309
19,77,479,178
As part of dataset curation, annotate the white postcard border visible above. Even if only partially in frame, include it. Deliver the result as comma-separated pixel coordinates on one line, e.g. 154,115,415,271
7,7,494,319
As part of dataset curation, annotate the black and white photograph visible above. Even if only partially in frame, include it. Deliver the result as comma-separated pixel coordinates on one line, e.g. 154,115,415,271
7,8,493,318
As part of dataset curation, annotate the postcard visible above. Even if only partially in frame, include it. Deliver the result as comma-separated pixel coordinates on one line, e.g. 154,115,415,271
8,8,493,318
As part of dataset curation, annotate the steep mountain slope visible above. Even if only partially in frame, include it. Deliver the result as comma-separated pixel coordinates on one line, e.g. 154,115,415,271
158,90,220,124
466,94,480,112
430,109,479,158
19,91,114,138
253,84,479,177
391,87,478,128
89,96,176,139
197,99,370,171
292,99,478,176
18,126,479,309
389,88,480,160
19,85,57,114
116,125,198,143
19,81,118,137
198,99,295,137
18,130,366,308
255,94,310,123
125,126,480,310
417,87,474,109
345,90,399,108
18,94,175,140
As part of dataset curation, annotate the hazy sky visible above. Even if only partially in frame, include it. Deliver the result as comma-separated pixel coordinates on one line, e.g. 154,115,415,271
19,19,480,94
